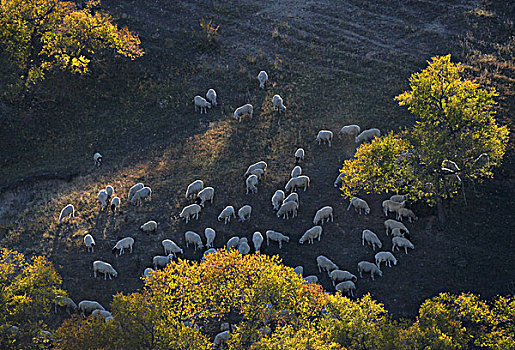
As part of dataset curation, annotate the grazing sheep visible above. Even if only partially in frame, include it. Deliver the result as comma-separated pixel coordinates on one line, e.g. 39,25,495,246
93,261,118,280
143,268,154,283
293,266,303,276
110,196,120,213
391,227,409,239
330,270,358,286
291,165,302,178
83,234,95,252
195,187,214,207
203,248,217,260
186,180,204,200
316,130,334,147
347,197,370,215
272,94,286,112
226,236,240,251
390,194,405,203
185,231,204,251
271,190,285,210
106,185,114,198
334,173,344,188
93,152,102,167
128,183,144,201
140,220,157,233
257,70,268,89
112,237,134,256
276,201,298,219
162,239,183,256
206,89,217,107
357,261,382,280
131,187,152,206
361,229,382,251
252,231,263,252
180,204,201,223
238,205,252,222
285,175,310,192
299,225,322,244
193,95,211,114
238,238,251,255
246,174,259,194
204,228,216,248
266,230,289,249
244,161,267,177
250,168,265,179
59,204,74,223
295,148,305,164
396,207,418,223
313,206,333,225
382,199,405,217
303,275,319,284
284,192,299,206
316,255,338,276
335,281,356,297
153,254,173,269
392,236,414,254
375,252,397,268
92,309,112,320
213,330,230,349
355,128,381,143
339,125,361,140
54,296,78,314
234,104,253,122
384,219,410,236
78,300,104,317
218,205,236,224
98,190,108,209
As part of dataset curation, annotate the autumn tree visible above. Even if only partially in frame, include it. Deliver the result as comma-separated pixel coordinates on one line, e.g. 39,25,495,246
0,0,143,95
339,55,509,221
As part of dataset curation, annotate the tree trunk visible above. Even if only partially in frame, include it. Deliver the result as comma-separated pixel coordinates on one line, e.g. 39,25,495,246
436,197,446,229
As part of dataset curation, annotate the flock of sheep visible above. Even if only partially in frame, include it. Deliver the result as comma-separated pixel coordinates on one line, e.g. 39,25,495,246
54,70,420,347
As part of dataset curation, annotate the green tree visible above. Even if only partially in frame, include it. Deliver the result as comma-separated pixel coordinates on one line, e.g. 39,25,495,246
0,0,143,95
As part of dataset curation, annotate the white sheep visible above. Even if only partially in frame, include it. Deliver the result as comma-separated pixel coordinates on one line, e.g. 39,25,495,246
316,255,338,276
271,190,285,210
203,248,217,260
266,230,289,249
334,173,345,188
218,205,236,224
143,268,155,283
299,225,322,244
54,296,78,314
295,148,305,163
391,227,409,239
339,125,361,140
186,180,204,200
180,204,201,223
106,185,114,198
396,207,418,223
276,201,298,219
59,204,74,223
335,281,356,297
98,190,108,209
238,237,251,255
252,231,263,252
284,192,299,206
347,197,370,215
110,196,120,213
357,261,382,280
384,219,410,236
303,275,319,284
204,228,216,248
293,266,303,276
140,220,158,233
390,194,405,203
93,261,118,280
193,95,211,114
234,103,253,122
83,234,95,252
316,130,334,147
382,199,405,217
206,89,217,107
112,237,134,256
375,251,397,268
285,175,310,192
128,183,144,201
92,309,112,320
330,270,357,286
213,330,230,349
196,187,214,207
272,94,286,112
246,174,258,194
244,161,267,177
78,300,104,316
257,70,268,89
238,205,252,222
313,206,333,225
153,254,173,269
355,128,381,143
185,231,204,251
392,236,414,254
249,168,265,179
162,239,183,256
93,152,102,167
226,236,240,251
131,187,152,206
362,229,382,251
290,165,302,178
